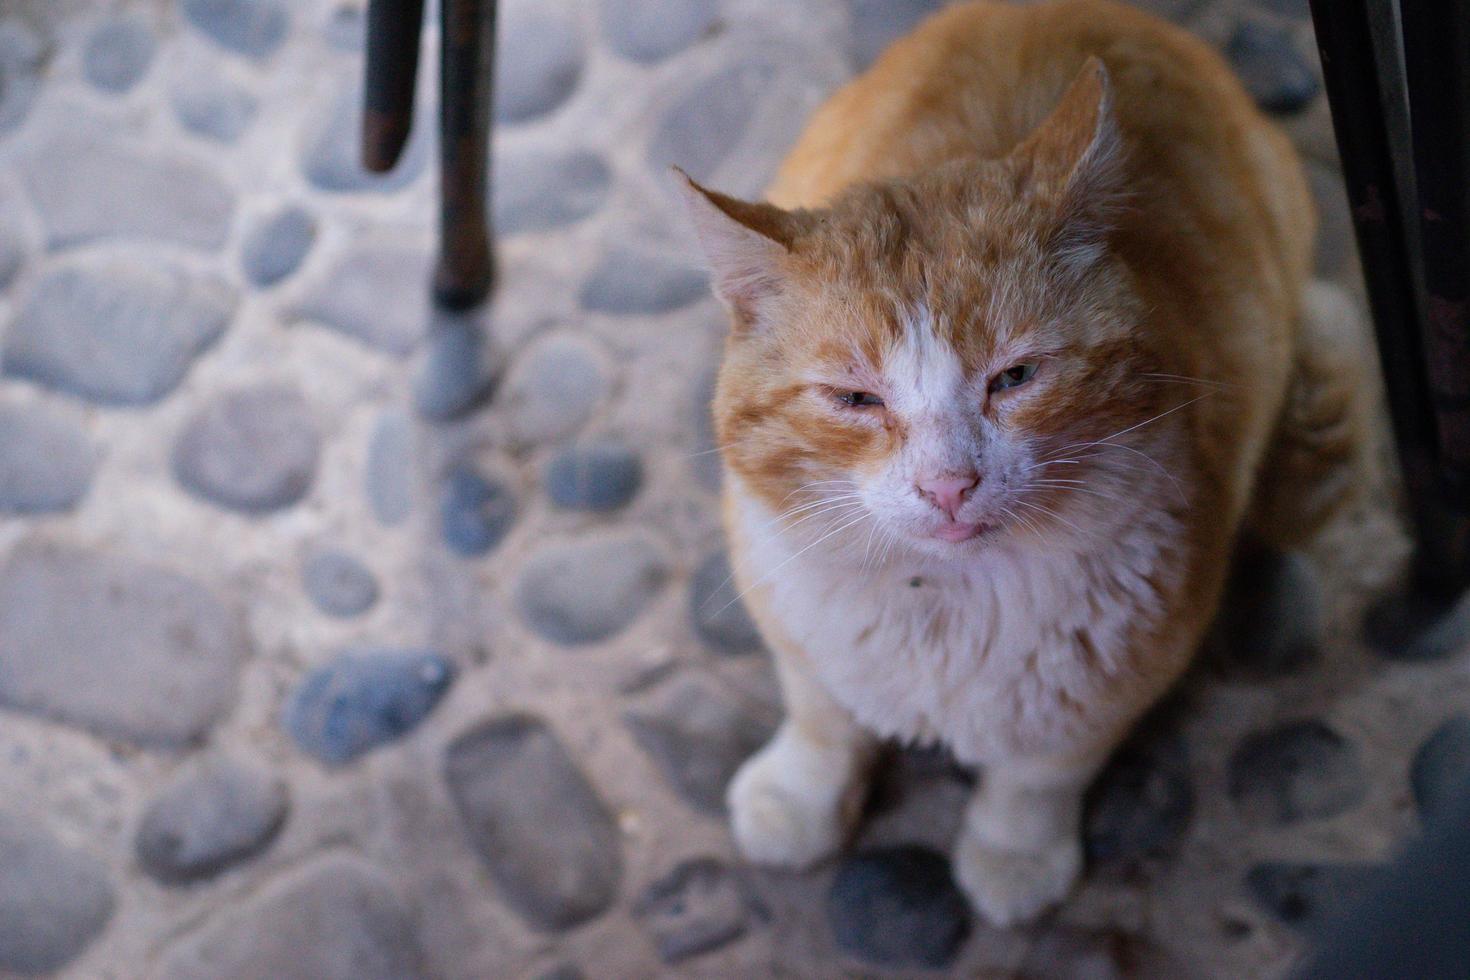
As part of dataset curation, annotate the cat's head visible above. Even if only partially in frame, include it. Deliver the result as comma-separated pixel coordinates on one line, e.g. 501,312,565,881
681,60,1176,561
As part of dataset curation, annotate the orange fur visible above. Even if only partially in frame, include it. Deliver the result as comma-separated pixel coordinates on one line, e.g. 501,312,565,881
677,0,1366,925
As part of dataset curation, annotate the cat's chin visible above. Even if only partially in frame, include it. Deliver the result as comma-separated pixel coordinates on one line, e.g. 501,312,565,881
931,521,993,543
906,521,1002,559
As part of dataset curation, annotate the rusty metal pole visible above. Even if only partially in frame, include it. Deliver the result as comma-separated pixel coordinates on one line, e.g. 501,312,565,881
362,0,426,173
433,0,496,310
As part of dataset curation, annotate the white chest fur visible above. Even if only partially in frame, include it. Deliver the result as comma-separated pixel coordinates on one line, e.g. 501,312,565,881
729,483,1181,764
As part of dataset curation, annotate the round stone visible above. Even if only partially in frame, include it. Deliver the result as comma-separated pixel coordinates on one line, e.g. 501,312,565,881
516,530,668,645
323,4,363,50
848,0,943,69
493,146,611,235
155,855,426,979
444,714,623,930
601,0,719,64
439,467,516,557
501,334,610,448
242,205,315,287
181,0,289,61
23,134,237,250
4,257,234,405
689,550,763,655
495,0,583,124
1210,549,1321,675
579,244,708,315
1085,729,1194,863
135,757,288,884
284,649,455,765
365,410,414,526
633,858,765,964
301,80,430,193
648,59,773,182
1245,862,1384,933
1411,715,1470,821
0,220,23,291
1227,21,1320,116
302,550,379,618
173,385,320,513
296,244,433,355
172,72,259,143
544,441,642,512
0,543,248,747
84,15,155,93
0,403,95,515
624,677,773,815
414,315,495,421
0,812,115,975
826,846,972,969
1363,587,1470,662
0,22,44,135
1228,720,1367,825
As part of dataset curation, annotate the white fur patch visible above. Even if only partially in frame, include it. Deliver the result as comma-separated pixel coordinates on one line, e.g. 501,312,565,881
884,304,966,419
730,473,1184,764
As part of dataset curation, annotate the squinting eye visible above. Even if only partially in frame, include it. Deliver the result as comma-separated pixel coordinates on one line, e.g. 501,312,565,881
837,391,885,408
991,363,1039,391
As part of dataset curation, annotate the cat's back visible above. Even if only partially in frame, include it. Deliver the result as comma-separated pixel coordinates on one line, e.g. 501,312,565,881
767,0,1310,280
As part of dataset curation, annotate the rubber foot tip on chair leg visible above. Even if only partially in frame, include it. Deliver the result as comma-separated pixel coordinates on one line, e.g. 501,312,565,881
432,262,494,311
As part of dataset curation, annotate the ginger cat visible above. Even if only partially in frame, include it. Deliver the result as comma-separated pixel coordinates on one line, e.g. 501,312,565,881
677,0,1365,925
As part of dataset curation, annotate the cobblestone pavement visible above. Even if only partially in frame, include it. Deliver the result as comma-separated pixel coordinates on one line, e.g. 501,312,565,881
0,0,1465,977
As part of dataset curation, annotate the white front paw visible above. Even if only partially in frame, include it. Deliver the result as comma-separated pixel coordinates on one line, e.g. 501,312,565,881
727,734,863,869
952,833,1082,927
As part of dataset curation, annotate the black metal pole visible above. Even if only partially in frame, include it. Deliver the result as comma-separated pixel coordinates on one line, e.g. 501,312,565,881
1309,0,1470,602
362,0,426,173
1400,0,1470,506
433,0,496,310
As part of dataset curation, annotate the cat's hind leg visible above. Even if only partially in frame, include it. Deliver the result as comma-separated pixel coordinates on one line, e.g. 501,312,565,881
1245,279,1371,549
727,643,878,868
1223,281,1370,667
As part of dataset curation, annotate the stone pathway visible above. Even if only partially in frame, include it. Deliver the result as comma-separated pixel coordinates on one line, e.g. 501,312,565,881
0,0,1463,977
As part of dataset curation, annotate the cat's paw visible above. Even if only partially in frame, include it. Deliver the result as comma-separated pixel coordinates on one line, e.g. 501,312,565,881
727,735,863,869
952,833,1082,927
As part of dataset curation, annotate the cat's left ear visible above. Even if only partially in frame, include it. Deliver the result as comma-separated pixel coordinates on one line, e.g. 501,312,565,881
673,168,806,330
1009,57,1124,264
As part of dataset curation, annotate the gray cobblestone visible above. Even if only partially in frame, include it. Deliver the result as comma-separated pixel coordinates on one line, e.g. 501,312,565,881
0,812,114,975
0,402,95,515
4,256,234,405
83,15,154,93
0,543,247,746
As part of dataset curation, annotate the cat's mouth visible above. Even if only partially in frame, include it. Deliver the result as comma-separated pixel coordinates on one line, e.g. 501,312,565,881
930,520,995,543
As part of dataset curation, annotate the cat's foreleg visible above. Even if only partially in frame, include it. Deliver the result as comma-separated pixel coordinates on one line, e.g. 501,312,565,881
952,745,1110,926
727,642,878,868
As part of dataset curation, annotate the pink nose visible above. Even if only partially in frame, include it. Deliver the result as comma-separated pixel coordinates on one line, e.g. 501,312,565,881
916,473,979,519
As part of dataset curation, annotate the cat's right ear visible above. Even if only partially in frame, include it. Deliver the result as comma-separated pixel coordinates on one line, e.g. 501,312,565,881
673,168,802,330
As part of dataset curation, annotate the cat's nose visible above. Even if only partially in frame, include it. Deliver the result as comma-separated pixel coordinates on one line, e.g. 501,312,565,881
916,472,979,519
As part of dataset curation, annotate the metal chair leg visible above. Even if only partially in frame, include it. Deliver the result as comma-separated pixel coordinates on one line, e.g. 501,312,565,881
433,0,496,311
362,0,426,172
1400,0,1470,509
1309,0,1470,657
